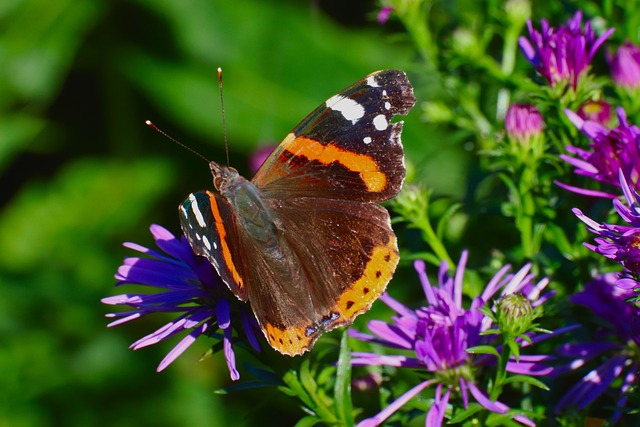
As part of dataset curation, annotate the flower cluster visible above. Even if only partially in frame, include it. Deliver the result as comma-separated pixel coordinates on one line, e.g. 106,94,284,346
102,225,262,380
555,274,640,422
350,252,558,427
519,11,613,89
557,107,640,198
573,171,640,278
609,41,640,90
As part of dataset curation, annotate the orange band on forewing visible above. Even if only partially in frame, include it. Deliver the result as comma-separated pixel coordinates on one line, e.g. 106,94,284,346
283,133,386,192
208,192,244,288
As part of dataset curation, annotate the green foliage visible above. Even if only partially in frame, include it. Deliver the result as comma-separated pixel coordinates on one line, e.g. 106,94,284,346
0,1,425,425
5,0,640,426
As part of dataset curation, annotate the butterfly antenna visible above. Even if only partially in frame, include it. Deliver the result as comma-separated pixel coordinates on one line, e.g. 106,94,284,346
217,67,230,166
145,120,211,164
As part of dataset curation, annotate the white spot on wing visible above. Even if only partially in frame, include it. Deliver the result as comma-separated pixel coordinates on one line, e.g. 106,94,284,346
385,101,391,110
363,136,372,144
382,90,388,97
373,114,388,131
202,235,212,251
180,205,192,228
366,75,379,87
326,95,365,124
189,194,207,228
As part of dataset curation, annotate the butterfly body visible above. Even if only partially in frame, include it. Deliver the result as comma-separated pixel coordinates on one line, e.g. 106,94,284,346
180,70,415,355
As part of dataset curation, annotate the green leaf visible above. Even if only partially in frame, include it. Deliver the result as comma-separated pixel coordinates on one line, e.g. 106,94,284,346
507,341,521,361
213,380,278,394
124,0,416,152
402,251,442,267
0,158,173,274
243,364,283,386
502,374,549,391
435,202,462,240
1,0,104,103
466,345,500,358
448,402,483,423
294,416,320,427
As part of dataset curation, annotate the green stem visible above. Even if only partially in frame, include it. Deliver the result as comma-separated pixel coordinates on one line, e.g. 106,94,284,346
416,214,454,267
489,341,511,400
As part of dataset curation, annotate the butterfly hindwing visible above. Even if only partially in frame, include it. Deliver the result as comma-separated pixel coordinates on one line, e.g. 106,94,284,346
268,196,399,328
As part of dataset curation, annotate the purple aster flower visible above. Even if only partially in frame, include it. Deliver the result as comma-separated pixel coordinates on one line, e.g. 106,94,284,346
555,273,640,422
376,6,393,24
519,11,614,89
505,103,544,144
573,170,640,274
608,41,640,89
557,107,640,198
350,251,563,427
577,100,612,126
102,224,262,380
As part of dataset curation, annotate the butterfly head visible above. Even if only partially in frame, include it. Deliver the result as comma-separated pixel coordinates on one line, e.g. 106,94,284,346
209,161,240,192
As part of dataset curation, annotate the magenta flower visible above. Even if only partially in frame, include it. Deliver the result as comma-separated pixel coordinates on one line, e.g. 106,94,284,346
376,6,393,24
577,100,612,125
608,41,640,89
557,107,640,198
249,145,275,174
519,11,614,89
573,171,640,275
102,224,262,380
555,274,640,422
505,104,544,143
350,251,563,427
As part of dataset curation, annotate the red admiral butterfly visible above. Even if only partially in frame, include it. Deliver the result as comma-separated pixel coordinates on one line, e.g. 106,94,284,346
179,70,415,355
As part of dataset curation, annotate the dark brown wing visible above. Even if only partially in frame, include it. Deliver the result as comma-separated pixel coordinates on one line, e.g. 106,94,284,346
252,70,415,203
240,196,398,355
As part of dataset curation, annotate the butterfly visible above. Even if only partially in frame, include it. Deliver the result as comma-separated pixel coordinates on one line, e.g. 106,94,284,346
179,70,415,355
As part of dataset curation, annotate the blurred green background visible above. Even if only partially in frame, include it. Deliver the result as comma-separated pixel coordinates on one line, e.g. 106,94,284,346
0,0,468,425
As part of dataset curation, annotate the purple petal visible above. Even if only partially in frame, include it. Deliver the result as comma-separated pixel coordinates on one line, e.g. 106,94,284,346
425,384,450,427
223,325,240,380
415,260,438,305
556,354,628,411
216,298,231,330
105,311,142,327
507,359,554,375
554,181,618,198
356,380,435,427
380,292,415,317
467,381,507,414
351,352,422,368
241,311,262,352
367,320,413,349
157,322,208,371
518,36,537,63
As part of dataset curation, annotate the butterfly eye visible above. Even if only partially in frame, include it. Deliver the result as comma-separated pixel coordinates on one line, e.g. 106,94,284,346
214,176,223,190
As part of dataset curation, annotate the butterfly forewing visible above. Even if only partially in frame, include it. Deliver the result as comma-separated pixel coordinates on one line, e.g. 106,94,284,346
252,70,415,202
179,191,248,300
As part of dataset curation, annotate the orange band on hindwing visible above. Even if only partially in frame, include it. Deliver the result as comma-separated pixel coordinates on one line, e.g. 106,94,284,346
207,191,244,289
282,133,387,192
335,236,398,318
